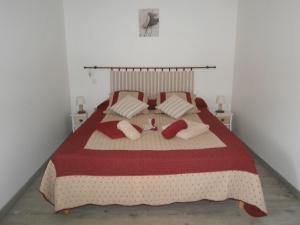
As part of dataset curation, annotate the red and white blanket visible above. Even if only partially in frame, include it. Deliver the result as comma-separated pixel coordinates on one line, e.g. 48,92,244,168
40,99,267,217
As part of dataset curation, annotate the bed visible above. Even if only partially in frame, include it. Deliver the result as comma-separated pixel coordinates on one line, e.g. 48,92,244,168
40,70,267,217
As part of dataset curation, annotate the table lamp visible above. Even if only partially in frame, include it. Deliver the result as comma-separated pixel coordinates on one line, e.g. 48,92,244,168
216,95,225,113
76,96,86,114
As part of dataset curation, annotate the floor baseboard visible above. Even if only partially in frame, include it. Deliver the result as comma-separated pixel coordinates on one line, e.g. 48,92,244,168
248,147,300,199
0,159,48,220
0,131,71,221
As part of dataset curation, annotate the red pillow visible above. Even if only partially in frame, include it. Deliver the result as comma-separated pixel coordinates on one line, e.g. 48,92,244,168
162,120,188,139
96,99,109,111
96,121,143,139
195,97,208,109
147,98,157,110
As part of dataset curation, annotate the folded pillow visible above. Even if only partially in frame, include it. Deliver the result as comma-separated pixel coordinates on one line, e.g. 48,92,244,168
156,95,194,119
161,120,188,139
176,120,209,140
158,92,199,113
117,120,141,140
162,120,209,140
96,121,142,139
110,95,149,119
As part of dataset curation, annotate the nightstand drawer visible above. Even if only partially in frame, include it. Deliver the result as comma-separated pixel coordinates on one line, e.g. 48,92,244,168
217,116,230,124
71,113,88,132
74,116,85,127
215,112,233,131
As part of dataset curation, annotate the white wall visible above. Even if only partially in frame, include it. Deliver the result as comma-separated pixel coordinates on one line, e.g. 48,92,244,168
63,0,238,113
0,0,71,209
232,0,300,190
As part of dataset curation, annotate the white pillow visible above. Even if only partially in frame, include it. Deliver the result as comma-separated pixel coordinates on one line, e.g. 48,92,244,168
176,120,209,140
162,120,209,140
156,95,194,119
110,95,148,119
117,120,141,140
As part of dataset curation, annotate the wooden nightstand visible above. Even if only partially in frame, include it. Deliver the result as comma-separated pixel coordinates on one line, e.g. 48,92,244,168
215,112,233,131
71,113,88,132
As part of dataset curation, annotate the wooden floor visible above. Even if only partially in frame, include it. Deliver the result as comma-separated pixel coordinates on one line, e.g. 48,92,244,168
0,159,300,225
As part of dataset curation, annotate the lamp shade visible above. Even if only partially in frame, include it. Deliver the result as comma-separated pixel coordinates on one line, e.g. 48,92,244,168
76,96,86,105
216,95,225,104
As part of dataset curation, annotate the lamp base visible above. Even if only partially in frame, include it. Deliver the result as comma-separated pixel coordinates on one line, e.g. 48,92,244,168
78,104,86,114
77,110,86,114
215,110,225,114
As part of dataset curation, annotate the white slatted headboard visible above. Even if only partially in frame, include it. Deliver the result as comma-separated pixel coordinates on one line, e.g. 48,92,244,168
110,70,194,98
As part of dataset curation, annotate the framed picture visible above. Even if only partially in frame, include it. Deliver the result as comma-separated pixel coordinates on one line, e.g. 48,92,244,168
139,8,159,37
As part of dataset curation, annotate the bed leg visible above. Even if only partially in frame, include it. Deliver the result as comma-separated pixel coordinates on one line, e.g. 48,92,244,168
238,201,244,209
62,209,71,215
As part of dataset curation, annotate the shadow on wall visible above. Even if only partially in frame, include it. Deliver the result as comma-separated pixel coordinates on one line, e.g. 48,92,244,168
232,115,299,192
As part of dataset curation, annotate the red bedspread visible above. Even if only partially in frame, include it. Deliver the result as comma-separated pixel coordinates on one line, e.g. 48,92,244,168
50,99,265,217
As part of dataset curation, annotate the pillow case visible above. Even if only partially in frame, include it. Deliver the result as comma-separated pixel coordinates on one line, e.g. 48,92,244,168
109,90,146,107
110,95,149,119
158,91,198,113
156,95,194,119
96,121,142,139
162,120,188,139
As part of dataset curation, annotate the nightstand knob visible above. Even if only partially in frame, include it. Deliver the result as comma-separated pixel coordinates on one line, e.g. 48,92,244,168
79,119,83,122
221,118,225,122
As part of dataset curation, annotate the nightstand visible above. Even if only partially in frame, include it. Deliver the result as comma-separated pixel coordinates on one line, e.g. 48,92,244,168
71,113,88,132
215,112,233,131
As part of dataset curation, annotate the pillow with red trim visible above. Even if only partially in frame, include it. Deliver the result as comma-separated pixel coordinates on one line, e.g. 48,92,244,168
117,120,141,140
161,120,188,139
109,90,146,107
158,92,199,113
156,95,194,119
162,119,209,140
106,90,148,114
110,95,149,119
96,121,143,139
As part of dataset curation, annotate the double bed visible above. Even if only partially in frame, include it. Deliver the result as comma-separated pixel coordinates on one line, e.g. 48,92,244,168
40,70,267,217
